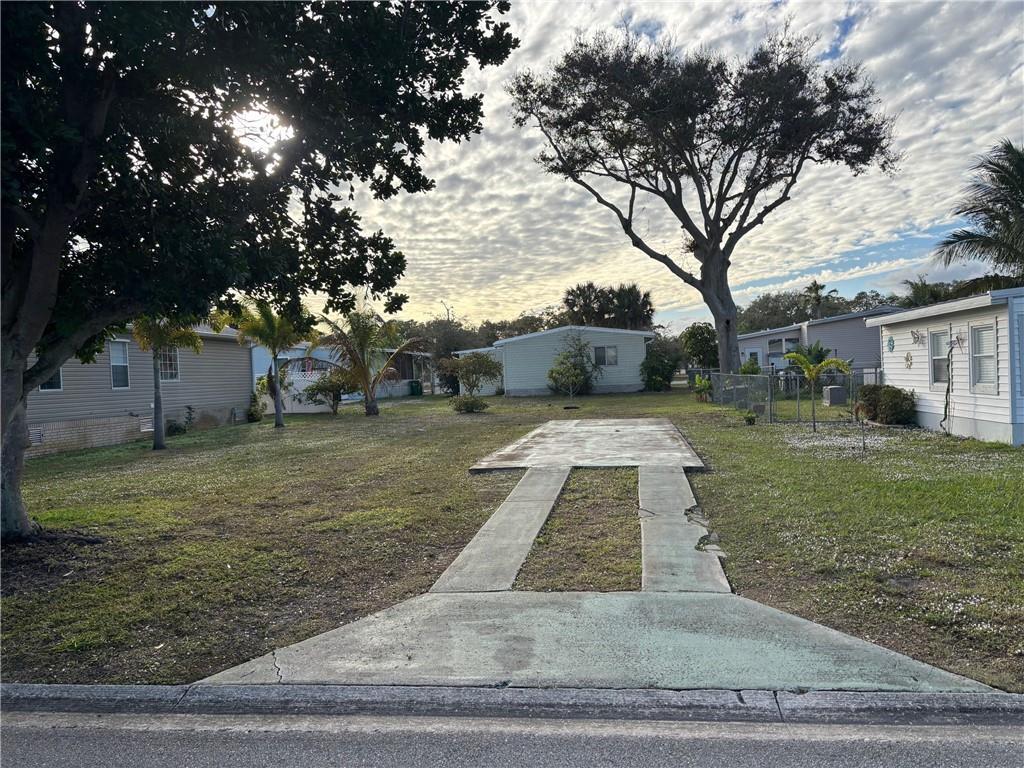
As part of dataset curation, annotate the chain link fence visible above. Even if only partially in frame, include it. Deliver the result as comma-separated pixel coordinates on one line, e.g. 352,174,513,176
706,367,882,424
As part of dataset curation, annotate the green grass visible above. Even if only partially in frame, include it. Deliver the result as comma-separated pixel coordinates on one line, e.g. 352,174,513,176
3,391,1022,690
514,468,641,592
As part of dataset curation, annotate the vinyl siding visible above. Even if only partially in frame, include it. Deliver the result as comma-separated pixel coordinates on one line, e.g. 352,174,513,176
876,304,1017,442
500,328,649,396
27,335,253,427
809,317,883,368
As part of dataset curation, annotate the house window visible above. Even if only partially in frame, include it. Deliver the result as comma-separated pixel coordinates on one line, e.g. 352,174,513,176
929,330,949,385
594,345,618,366
110,341,130,389
39,368,63,391
158,347,180,381
970,324,996,393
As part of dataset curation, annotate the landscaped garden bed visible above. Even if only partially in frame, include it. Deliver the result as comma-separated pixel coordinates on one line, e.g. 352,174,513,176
3,391,1022,691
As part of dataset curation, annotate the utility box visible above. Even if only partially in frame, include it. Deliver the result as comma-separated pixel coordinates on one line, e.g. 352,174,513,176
822,385,847,407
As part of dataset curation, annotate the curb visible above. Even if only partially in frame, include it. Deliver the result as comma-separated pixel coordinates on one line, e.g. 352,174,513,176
3,684,1023,726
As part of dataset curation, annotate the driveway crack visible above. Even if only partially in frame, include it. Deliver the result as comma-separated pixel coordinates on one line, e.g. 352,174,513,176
271,650,284,683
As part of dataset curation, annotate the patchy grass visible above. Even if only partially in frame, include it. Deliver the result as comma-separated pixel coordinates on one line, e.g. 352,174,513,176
3,391,1022,691
514,468,641,592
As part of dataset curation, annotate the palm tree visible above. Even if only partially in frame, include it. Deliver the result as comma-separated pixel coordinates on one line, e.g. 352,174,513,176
231,301,318,428
318,309,423,416
935,139,1024,285
783,352,852,433
608,283,655,330
132,317,203,450
900,275,955,307
563,282,612,326
802,280,838,320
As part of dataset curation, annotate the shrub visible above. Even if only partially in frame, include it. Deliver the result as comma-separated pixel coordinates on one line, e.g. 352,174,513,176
451,395,489,413
165,419,187,436
247,392,266,422
440,353,503,396
739,358,761,375
876,386,916,425
743,410,756,425
856,384,884,421
548,333,602,398
301,369,355,415
641,336,684,391
693,374,712,402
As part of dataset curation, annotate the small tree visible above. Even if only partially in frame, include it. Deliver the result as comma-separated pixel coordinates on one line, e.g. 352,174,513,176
231,301,318,429
783,353,852,432
640,336,683,391
319,310,423,416
301,368,354,415
131,317,204,450
681,323,719,369
440,353,503,397
547,334,602,401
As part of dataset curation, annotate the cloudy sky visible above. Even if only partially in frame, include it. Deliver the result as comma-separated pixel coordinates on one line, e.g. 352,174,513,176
349,0,1024,331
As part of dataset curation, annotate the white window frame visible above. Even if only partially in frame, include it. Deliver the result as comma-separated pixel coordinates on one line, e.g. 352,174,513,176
968,320,998,395
110,340,131,390
158,346,181,382
38,367,63,392
928,326,950,391
594,345,618,366
743,348,760,364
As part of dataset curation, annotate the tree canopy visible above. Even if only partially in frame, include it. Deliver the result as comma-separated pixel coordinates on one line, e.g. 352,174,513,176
509,28,897,371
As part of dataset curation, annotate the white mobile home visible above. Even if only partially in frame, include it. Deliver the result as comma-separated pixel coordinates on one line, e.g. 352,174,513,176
460,326,654,397
865,288,1024,445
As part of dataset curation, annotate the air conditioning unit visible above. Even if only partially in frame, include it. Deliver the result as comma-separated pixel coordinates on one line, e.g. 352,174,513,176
822,385,847,407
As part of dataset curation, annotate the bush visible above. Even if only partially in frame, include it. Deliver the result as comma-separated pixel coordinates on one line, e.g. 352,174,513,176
451,395,489,413
876,386,916,425
739,358,761,375
855,384,883,421
693,374,712,402
548,333,601,397
641,336,684,391
743,410,756,425
246,392,266,422
440,353,503,396
165,419,187,436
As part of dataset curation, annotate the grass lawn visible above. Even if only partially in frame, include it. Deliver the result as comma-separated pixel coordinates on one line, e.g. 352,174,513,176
3,391,1022,691
514,468,641,592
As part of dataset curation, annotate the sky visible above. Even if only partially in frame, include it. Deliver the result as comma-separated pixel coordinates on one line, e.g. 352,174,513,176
343,0,1024,332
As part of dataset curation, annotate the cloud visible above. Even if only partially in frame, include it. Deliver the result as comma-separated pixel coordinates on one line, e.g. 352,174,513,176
332,1,1024,328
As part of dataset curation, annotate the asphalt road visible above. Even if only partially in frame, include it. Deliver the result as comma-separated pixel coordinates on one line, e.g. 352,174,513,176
3,712,1023,768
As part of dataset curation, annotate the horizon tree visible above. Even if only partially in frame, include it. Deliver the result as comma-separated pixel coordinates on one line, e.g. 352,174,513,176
802,280,839,320
1,2,516,538
509,29,897,373
131,317,205,450
935,139,1024,290
608,283,655,330
563,282,612,326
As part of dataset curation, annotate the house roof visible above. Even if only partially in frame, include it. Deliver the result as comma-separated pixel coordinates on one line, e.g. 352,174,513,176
864,289,1024,327
492,325,656,347
738,305,902,340
454,347,500,355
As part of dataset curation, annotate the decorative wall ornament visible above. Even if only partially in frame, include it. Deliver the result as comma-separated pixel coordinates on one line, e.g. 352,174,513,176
910,330,926,346
886,335,895,353
904,352,913,369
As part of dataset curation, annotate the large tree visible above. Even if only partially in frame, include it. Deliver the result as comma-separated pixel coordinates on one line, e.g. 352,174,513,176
509,29,897,373
1,2,516,538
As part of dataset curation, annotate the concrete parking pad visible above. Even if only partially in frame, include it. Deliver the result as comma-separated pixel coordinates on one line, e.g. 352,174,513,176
431,467,570,593
471,419,704,471
201,591,990,692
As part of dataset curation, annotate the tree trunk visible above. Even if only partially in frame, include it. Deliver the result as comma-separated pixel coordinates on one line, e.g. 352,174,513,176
152,350,166,450
364,396,379,416
1,393,37,540
272,358,285,428
701,255,741,374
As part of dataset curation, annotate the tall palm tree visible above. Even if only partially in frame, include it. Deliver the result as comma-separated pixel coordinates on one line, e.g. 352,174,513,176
935,139,1024,286
318,309,423,416
608,283,655,330
783,352,852,433
563,282,612,326
802,280,838,320
132,317,203,450
231,301,318,428
900,275,955,307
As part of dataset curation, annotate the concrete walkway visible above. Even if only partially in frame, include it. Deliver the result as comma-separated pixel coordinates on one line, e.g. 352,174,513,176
431,467,569,593
638,466,731,593
200,418,990,694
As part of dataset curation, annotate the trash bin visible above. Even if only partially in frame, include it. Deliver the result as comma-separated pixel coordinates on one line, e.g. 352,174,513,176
409,379,423,397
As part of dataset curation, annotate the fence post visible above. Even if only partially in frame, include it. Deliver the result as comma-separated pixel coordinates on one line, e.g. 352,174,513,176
768,373,774,424
796,375,801,422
